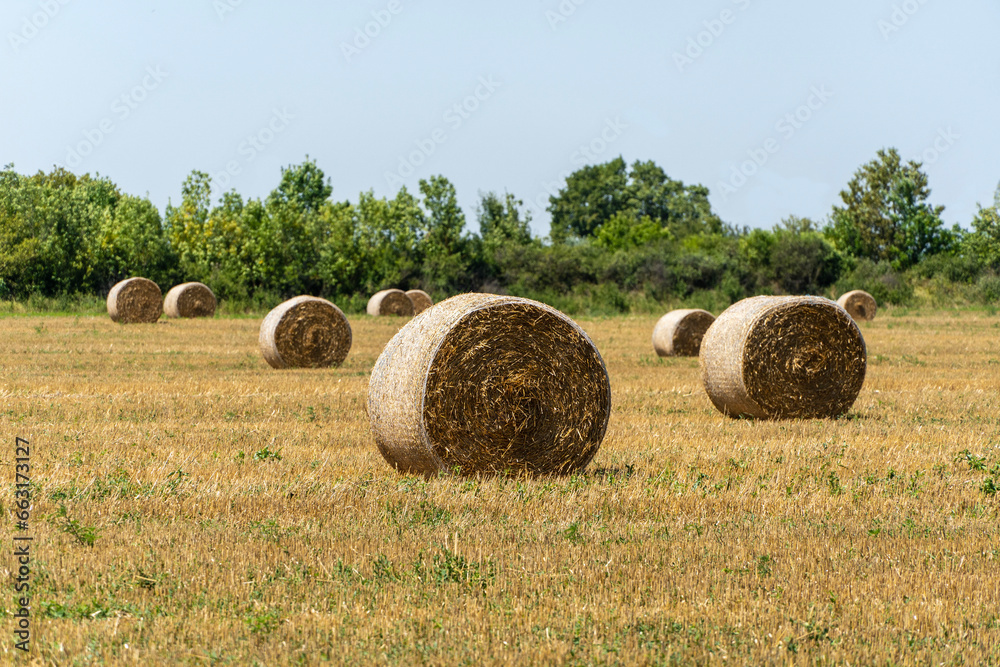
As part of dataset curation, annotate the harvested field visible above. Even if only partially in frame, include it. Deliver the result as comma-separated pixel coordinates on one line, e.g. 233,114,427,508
1,309,999,664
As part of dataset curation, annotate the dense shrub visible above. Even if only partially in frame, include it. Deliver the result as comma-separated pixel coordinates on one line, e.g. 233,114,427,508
2,157,993,315
836,260,914,305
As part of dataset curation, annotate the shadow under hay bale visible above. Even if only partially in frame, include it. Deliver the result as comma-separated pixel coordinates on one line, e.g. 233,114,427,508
107,277,162,324
164,282,216,318
367,289,414,317
259,296,352,369
367,293,611,477
837,290,877,322
405,289,434,315
699,295,866,420
652,309,715,357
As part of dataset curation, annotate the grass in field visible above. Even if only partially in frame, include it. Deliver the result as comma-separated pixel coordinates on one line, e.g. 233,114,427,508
2,310,999,665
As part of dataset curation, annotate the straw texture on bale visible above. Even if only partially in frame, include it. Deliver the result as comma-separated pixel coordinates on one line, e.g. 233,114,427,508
699,295,866,420
259,296,352,369
107,277,162,324
163,282,217,318
367,289,414,317
405,289,434,315
652,309,715,357
367,293,611,477
837,290,877,322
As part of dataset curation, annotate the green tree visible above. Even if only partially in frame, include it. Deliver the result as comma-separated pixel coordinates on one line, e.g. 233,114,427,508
267,156,332,214
594,212,667,251
88,194,175,290
548,157,723,243
827,148,953,269
247,196,317,296
477,191,532,250
768,217,842,294
549,157,629,242
164,170,214,280
1,166,172,296
356,188,424,291
313,201,363,299
625,160,723,238
419,175,469,292
963,204,1000,271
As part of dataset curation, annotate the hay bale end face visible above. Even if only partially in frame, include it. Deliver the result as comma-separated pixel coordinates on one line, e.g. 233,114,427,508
107,277,162,324
259,296,352,369
164,282,217,318
699,295,866,420
367,293,611,477
837,290,877,322
405,289,434,315
652,309,715,357
367,289,414,317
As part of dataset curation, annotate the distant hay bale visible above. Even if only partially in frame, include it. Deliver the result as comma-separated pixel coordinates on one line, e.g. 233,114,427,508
367,293,611,476
367,289,414,317
163,282,216,318
652,309,715,357
259,296,352,369
107,277,162,324
699,295,866,420
405,289,434,315
837,290,877,322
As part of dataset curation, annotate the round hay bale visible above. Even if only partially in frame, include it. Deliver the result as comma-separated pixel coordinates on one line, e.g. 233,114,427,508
699,295,866,420
259,296,352,369
405,289,434,315
652,309,715,357
367,293,611,476
163,282,217,318
837,290,877,322
107,277,162,324
367,289,414,317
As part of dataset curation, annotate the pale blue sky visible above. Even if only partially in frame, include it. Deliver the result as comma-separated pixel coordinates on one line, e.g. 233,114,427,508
3,1,998,237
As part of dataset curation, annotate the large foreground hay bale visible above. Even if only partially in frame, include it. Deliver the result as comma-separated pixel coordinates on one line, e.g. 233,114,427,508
652,309,715,357
107,277,162,324
837,290,877,322
405,289,434,315
367,289,414,317
699,295,866,419
259,296,352,369
163,282,216,318
367,293,611,476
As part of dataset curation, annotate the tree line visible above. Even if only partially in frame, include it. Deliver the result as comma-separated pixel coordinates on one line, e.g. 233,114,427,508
2,149,999,314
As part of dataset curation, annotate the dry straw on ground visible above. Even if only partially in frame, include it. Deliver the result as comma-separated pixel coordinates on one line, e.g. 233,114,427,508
8,312,1000,664
163,282,217,318
367,289,415,317
368,293,611,476
259,296,352,369
405,289,434,315
106,277,162,324
652,309,715,357
699,295,867,419
838,289,877,322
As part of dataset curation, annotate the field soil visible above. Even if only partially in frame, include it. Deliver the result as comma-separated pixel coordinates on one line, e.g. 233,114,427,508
2,310,999,665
